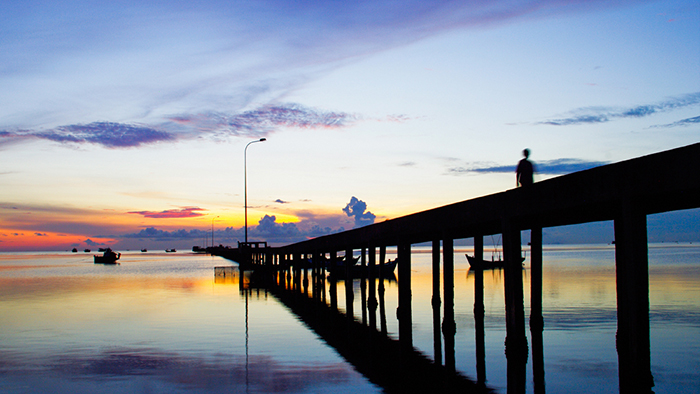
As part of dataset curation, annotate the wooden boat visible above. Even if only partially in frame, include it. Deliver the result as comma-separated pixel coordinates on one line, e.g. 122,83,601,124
328,258,398,277
465,254,524,270
166,249,176,253
141,248,147,252
94,248,120,264
71,248,78,253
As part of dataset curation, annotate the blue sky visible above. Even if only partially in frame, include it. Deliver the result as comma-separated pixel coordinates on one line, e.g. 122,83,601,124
0,0,698,250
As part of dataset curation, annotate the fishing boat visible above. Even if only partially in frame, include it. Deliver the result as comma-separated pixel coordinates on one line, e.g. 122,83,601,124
166,249,177,253
327,258,398,277
465,254,525,270
94,248,120,264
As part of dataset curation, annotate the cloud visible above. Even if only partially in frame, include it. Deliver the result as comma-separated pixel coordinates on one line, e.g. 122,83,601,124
37,122,175,147
122,227,209,240
128,207,207,219
450,158,609,175
650,115,700,128
1,0,639,142
342,196,376,228
254,215,301,240
274,199,289,204
538,92,700,126
170,103,357,137
1,104,357,148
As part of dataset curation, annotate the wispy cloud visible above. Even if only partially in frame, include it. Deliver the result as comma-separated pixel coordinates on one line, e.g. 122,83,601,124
128,207,207,219
40,122,175,147
449,158,609,175
650,115,700,128
171,104,357,137
538,92,700,126
0,104,358,148
1,0,639,141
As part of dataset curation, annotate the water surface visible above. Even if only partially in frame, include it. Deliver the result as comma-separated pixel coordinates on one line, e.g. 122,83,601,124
1,245,698,393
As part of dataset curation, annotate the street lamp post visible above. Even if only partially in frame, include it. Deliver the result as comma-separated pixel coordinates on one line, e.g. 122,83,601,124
244,138,266,244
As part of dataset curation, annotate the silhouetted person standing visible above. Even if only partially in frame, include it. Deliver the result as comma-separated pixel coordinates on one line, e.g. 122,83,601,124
516,149,534,187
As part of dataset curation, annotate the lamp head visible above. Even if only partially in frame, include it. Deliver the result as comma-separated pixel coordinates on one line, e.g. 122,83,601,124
260,138,266,142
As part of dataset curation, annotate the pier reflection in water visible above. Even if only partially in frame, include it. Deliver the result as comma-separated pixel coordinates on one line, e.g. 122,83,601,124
245,244,700,394
1,247,697,393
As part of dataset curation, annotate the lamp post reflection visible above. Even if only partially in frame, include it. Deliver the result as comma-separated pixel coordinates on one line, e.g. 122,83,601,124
244,138,266,243
211,215,219,248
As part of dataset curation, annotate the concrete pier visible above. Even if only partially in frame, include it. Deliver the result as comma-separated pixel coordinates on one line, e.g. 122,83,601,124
214,143,700,394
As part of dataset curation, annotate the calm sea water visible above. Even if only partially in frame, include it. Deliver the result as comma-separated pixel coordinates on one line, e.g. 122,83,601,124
0,245,698,393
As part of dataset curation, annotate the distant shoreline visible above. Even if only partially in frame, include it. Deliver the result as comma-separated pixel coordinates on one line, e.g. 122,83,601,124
1,242,697,254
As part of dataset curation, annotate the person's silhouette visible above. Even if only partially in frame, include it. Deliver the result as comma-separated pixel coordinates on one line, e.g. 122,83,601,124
516,149,534,187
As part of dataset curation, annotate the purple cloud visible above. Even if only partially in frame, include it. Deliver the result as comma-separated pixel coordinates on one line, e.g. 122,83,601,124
171,104,357,136
1,104,356,148
128,207,207,219
0,122,178,148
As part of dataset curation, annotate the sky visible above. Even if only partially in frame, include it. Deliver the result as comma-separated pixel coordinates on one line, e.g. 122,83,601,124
1,0,699,251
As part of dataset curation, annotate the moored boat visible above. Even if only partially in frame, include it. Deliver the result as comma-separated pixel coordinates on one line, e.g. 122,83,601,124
465,254,525,270
94,248,120,264
327,258,398,277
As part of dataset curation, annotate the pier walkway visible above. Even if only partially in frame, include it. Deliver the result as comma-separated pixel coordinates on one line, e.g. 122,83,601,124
214,142,700,394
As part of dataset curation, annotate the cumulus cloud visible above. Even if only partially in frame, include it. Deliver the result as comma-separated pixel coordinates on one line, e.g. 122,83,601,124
128,207,207,219
342,196,376,227
538,92,700,126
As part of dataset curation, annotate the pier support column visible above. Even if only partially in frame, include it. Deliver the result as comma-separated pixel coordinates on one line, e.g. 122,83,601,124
379,245,387,335
530,227,545,394
360,247,367,325
615,204,654,394
330,251,338,310
432,239,442,365
303,253,309,297
345,247,354,320
368,245,378,330
474,234,486,385
502,221,527,394
397,242,412,349
442,237,456,372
